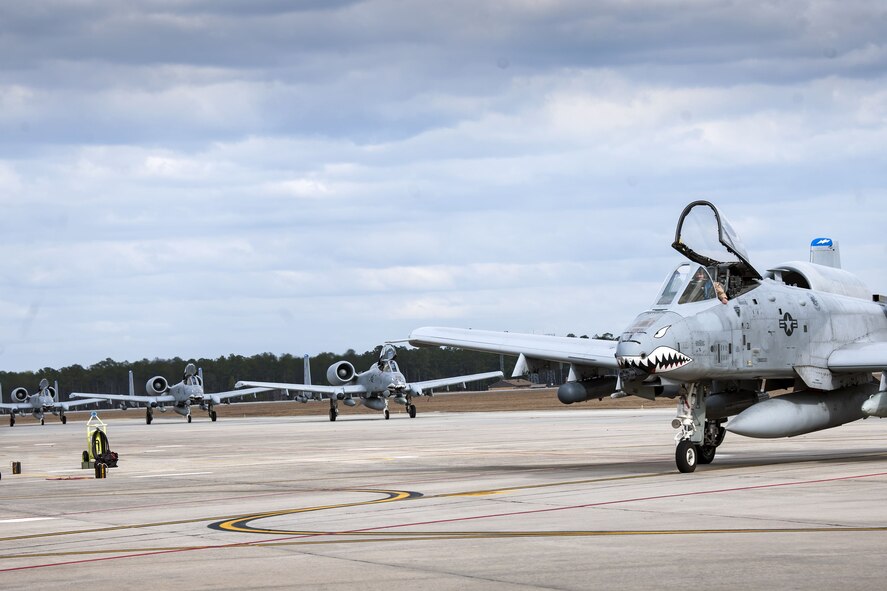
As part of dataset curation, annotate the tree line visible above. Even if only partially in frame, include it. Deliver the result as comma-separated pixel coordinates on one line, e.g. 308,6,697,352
0,346,506,403
0,332,617,405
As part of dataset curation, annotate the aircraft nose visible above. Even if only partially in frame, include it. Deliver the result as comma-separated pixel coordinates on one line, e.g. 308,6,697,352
615,318,692,375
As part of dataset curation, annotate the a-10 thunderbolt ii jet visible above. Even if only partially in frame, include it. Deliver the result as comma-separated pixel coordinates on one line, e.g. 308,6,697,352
236,344,503,421
0,378,101,426
71,363,271,424
410,200,887,473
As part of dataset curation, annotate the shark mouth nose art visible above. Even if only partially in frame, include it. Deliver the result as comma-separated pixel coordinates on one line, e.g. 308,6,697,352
617,346,692,373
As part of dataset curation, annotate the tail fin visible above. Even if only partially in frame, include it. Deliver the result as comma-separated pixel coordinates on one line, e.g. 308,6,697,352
303,355,312,386
810,238,841,268
54,381,59,403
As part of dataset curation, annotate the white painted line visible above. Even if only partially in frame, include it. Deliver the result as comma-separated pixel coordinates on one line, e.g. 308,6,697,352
35,443,55,447
131,472,213,479
155,445,185,448
0,517,57,524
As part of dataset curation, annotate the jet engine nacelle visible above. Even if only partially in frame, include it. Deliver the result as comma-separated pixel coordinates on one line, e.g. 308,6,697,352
326,361,356,386
11,387,29,402
146,376,169,395
362,397,386,411
556,377,618,404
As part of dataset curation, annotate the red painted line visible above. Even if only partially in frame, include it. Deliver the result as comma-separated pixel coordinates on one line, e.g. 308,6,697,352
4,471,885,572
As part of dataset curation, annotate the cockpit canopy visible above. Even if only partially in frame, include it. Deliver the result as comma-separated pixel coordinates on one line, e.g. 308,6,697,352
378,344,400,372
654,264,720,307
672,201,761,280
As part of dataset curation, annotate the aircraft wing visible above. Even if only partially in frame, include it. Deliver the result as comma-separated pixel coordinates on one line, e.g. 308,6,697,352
0,402,26,411
409,327,619,370
827,333,887,372
410,371,504,394
70,392,177,405
56,398,103,410
205,386,275,402
234,381,367,398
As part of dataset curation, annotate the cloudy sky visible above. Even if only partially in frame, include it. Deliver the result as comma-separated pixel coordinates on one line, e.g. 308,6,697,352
1,0,886,371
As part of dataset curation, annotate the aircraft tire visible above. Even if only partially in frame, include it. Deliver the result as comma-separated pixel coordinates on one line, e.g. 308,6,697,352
329,409,337,422
187,414,192,423
9,415,14,427
696,444,716,464
82,450,90,463
675,439,697,473
408,404,416,418
210,410,217,422
61,415,67,425
40,418,44,426
384,409,390,420
146,412,153,425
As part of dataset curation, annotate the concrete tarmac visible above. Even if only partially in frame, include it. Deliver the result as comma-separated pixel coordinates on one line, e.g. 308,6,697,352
1,408,887,590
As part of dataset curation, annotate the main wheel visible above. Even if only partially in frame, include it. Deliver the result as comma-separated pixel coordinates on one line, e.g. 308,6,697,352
384,409,390,420
187,414,192,423
9,415,14,427
408,404,416,418
146,412,153,425
329,408,337,422
40,418,45,425
210,410,217,422
697,444,717,464
61,415,67,425
675,439,697,473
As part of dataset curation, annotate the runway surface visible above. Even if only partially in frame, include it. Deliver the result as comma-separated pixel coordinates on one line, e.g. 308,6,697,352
2,408,887,590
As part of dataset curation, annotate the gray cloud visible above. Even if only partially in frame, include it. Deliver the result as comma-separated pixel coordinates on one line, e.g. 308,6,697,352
0,0,886,370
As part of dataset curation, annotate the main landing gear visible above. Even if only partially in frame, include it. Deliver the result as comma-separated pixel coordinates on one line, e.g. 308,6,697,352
61,412,67,425
329,400,338,422
9,414,15,427
404,394,417,418
146,408,153,425
673,384,726,473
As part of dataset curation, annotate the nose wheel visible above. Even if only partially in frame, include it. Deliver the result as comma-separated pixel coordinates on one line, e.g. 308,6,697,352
675,439,697,473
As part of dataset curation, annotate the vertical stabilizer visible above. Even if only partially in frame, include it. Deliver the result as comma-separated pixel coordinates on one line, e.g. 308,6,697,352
303,355,312,386
54,381,59,403
810,238,841,268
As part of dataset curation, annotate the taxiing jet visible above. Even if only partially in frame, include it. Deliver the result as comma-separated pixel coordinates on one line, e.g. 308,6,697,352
0,379,101,426
410,200,887,472
71,363,271,424
236,344,503,421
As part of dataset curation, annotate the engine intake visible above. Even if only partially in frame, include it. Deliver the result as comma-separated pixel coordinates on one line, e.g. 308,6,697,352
11,387,29,402
146,376,170,395
327,361,356,386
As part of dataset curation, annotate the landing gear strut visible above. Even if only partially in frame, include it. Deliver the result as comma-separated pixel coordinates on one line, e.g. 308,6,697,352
673,384,707,473
697,420,726,465
405,394,417,418
383,399,390,420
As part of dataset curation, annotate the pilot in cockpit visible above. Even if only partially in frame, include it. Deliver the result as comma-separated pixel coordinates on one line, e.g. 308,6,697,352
680,268,728,304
